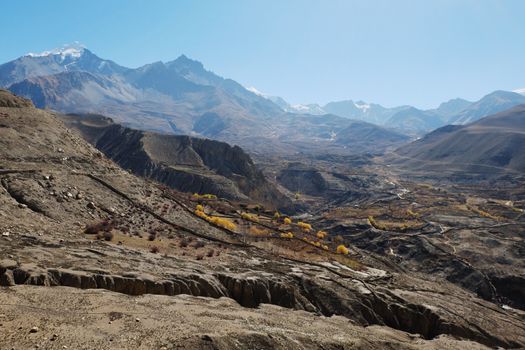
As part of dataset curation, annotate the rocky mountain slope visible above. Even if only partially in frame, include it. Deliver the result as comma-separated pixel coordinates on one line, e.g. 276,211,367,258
61,113,291,210
390,105,525,176
449,90,525,125
1,90,524,349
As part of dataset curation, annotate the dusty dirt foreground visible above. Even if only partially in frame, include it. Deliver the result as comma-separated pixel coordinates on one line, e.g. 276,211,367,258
0,285,489,350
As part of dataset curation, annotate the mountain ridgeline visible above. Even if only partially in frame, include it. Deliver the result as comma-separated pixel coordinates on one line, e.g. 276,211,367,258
275,91,525,136
1,45,412,155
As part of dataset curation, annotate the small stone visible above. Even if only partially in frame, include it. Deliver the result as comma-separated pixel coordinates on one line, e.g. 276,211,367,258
29,326,38,333
43,175,50,181
76,193,83,200
18,203,28,209
1,232,9,237
58,148,64,153
87,202,96,210
50,334,58,341
66,192,73,198
135,318,140,322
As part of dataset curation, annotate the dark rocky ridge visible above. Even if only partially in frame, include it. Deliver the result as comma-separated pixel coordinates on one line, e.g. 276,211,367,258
61,113,292,211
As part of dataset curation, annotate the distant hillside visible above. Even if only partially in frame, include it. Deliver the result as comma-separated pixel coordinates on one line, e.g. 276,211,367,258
334,120,410,150
449,90,525,125
391,105,525,176
385,107,444,135
62,114,292,210
323,100,411,125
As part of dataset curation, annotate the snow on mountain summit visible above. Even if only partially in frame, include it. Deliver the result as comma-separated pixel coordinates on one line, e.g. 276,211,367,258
513,87,525,95
354,101,371,112
25,42,86,60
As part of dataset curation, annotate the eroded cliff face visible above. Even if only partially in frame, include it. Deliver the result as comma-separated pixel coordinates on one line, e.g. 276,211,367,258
62,114,292,211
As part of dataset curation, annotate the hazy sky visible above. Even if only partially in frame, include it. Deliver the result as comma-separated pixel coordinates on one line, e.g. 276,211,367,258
2,0,525,108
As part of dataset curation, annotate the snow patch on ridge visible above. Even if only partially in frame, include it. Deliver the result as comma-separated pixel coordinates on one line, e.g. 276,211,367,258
246,86,267,97
291,104,310,111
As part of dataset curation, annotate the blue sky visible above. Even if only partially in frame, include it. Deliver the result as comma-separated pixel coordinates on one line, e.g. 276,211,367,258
1,0,525,108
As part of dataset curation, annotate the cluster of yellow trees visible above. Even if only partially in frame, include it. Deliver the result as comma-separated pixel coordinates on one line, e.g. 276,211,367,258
241,212,259,222
467,205,501,221
195,207,237,231
336,244,350,255
280,232,294,238
193,193,217,200
406,209,419,218
281,219,350,255
249,226,268,236
368,215,388,230
194,205,351,255
297,222,312,232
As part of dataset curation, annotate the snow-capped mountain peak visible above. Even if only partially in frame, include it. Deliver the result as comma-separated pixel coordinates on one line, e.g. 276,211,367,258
354,101,371,112
25,42,86,61
513,87,525,96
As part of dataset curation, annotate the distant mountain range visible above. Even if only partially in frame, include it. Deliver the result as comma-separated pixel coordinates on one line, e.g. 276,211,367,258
1,44,409,155
1,43,524,153
261,91,525,135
